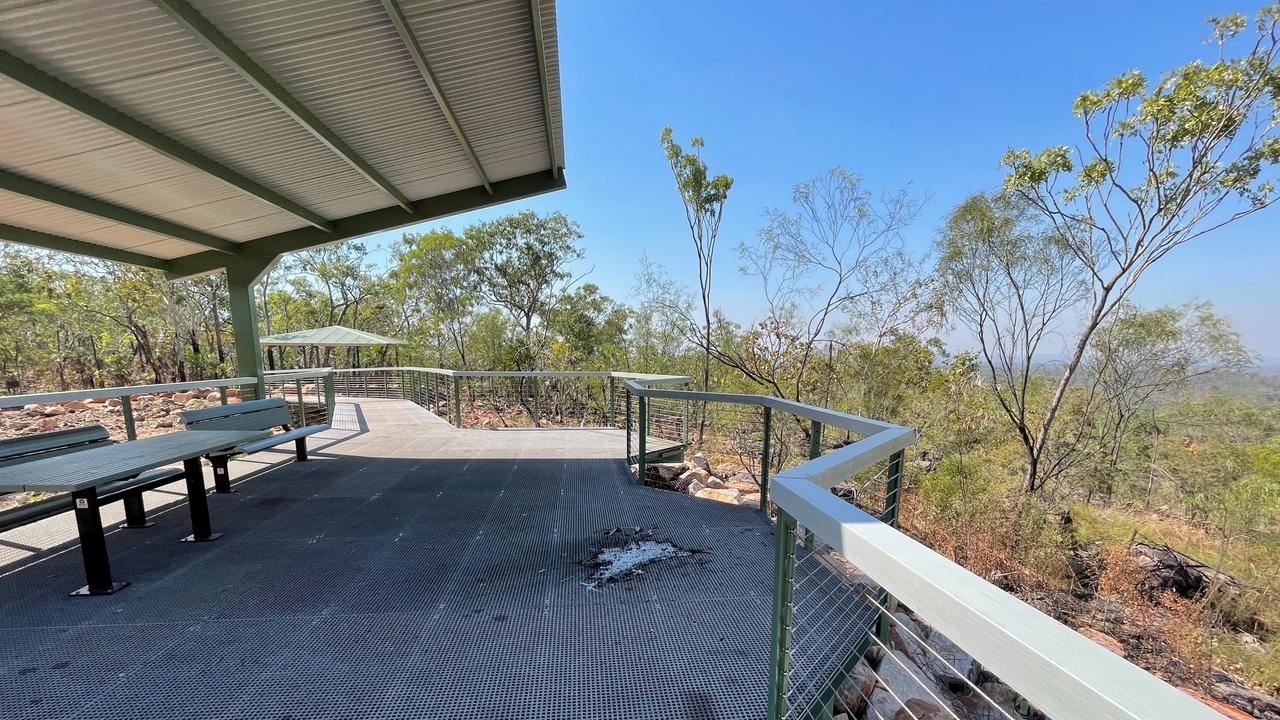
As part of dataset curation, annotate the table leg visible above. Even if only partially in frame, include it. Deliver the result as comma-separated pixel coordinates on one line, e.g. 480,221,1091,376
179,458,222,543
119,492,153,529
69,487,128,596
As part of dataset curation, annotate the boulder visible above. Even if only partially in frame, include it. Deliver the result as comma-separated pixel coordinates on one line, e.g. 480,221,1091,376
155,418,174,429
205,392,223,402
644,463,687,486
914,627,976,690
22,403,42,415
226,388,241,399
687,452,711,472
835,658,877,717
706,477,727,489
63,400,90,411
740,493,762,508
42,405,66,417
892,699,950,720
105,398,123,408
35,416,59,431
695,488,741,505
685,480,705,495
675,466,716,486
889,611,928,654
171,391,195,404
867,650,946,720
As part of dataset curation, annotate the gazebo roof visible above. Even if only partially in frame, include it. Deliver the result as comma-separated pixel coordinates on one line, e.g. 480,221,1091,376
0,0,565,279
260,325,405,348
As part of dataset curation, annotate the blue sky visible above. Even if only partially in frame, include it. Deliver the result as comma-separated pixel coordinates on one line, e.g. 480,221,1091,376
359,1,1279,359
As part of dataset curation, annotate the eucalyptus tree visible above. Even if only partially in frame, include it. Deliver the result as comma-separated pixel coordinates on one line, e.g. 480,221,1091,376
659,127,733,411
393,229,483,367
962,8,1280,492
731,167,928,411
465,210,586,369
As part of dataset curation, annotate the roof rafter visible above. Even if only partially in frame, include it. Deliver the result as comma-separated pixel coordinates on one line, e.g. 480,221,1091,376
0,168,239,255
0,223,171,271
165,169,565,280
527,0,560,178
0,48,334,233
380,0,492,194
152,0,415,213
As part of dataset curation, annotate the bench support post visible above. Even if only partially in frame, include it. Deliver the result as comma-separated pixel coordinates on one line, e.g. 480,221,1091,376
120,492,154,528
210,454,235,493
70,487,129,595
179,458,222,543
295,438,308,462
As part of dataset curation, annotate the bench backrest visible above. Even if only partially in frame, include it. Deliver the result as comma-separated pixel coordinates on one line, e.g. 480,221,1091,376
179,398,292,431
0,425,112,468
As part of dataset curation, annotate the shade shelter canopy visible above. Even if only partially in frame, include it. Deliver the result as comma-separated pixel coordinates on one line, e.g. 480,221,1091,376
0,0,566,390
261,326,405,349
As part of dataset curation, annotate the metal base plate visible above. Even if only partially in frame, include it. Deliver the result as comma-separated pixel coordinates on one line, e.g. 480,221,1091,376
70,581,130,596
118,521,155,529
179,532,224,543
212,488,238,494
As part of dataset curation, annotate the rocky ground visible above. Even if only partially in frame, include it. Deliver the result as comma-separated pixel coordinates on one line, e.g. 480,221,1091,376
633,452,764,509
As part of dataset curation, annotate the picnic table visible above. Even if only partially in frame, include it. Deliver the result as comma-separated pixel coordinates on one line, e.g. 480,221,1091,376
0,429,266,596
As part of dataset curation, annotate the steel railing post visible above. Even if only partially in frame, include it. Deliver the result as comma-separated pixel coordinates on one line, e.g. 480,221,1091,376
453,376,463,428
767,509,798,720
121,395,137,441
324,372,336,423
294,379,306,427
761,405,772,511
882,449,903,528
607,376,616,427
625,388,632,462
532,376,541,427
637,394,647,482
803,420,823,548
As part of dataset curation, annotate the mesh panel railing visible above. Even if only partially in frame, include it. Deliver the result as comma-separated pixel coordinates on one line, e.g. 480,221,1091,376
262,369,336,427
332,369,660,432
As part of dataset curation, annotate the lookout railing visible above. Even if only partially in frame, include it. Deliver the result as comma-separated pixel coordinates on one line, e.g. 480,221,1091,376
0,367,1222,719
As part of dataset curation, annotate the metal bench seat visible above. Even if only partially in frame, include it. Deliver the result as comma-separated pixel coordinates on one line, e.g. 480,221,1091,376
179,398,329,493
0,426,183,532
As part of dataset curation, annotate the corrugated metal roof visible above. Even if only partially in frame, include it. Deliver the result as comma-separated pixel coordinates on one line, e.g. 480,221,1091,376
0,0,565,271
260,325,405,347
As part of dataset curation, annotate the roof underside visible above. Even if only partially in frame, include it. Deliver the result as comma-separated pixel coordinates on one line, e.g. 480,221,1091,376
0,0,565,278
261,325,405,347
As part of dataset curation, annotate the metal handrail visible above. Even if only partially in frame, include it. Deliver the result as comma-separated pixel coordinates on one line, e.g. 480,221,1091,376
620,377,1219,719
0,376,257,409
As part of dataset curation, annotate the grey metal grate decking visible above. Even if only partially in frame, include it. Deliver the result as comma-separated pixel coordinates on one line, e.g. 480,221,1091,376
0,398,798,719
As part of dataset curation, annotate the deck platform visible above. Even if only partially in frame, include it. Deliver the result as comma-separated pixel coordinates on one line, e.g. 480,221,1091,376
0,399,777,719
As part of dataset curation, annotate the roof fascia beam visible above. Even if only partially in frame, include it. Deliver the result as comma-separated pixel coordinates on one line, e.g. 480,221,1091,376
527,0,560,178
152,0,414,212
0,169,239,255
0,48,334,233
0,223,172,271
380,0,492,194
165,169,565,280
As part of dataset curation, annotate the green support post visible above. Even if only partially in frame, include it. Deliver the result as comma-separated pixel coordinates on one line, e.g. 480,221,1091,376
637,395,647,482
452,376,463,428
121,395,137,441
882,449,903,528
760,405,772,511
624,388,632,462
804,420,823,549
607,377,616,427
218,386,228,405
681,396,690,445
226,262,267,401
532,377,541,427
324,373,336,423
767,509,799,720
295,379,306,427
